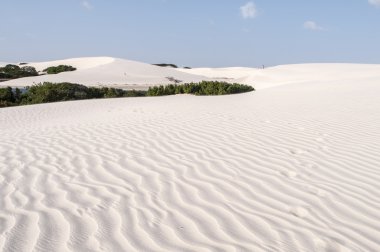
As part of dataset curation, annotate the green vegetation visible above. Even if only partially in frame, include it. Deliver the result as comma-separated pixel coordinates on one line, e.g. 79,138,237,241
20,83,146,105
43,65,77,74
147,81,254,96
0,83,146,107
0,64,76,79
0,81,254,108
0,64,38,79
0,87,22,107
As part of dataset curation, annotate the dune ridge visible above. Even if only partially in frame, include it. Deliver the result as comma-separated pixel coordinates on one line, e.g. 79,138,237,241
1,63,380,251
3,57,380,92
0,57,209,88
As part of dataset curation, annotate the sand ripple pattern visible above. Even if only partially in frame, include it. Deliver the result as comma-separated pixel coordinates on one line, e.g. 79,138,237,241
1,80,380,251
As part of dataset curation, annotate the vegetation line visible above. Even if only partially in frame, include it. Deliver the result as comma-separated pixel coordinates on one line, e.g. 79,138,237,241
0,81,254,108
0,64,38,79
0,64,77,80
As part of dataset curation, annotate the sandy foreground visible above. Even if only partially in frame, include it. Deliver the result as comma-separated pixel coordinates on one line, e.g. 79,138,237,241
1,62,380,251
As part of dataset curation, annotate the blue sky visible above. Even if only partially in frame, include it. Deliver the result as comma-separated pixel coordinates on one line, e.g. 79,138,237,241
1,0,380,67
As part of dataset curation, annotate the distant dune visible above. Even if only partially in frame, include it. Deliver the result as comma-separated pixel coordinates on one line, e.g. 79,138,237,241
1,60,380,251
0,57,209,88
2,57,380,92
179,63,380,89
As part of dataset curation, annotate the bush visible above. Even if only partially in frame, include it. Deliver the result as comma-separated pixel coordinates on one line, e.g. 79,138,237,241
0,64,38,79
0,87,22,107
0,72,12,79
22,83,89,104
43,65,77,74
147,81,254,96
0,87,14,103
20,66,38,77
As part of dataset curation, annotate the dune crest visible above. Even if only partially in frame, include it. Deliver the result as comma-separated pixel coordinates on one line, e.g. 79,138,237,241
0,57,209,88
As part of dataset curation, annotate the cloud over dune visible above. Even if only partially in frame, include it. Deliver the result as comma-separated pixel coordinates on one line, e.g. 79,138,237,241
240,2,257,19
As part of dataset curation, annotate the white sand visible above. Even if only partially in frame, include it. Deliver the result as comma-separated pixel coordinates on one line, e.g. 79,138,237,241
0,57,210,88
1,61,380,251
179,63,380,90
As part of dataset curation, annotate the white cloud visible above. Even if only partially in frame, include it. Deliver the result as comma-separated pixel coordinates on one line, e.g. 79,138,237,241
82,1,93,10
303,21,324,31
369,0,380,7
240,2,257,19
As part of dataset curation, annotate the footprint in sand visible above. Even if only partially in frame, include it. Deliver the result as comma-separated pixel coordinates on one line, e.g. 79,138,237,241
77,209,85,216
280,170,298,178
289,206,309,218
290,149,308,155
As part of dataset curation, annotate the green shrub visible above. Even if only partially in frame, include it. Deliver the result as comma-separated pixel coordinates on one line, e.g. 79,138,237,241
0,87,14,103
0,64,38,79
0,87,22,107
20,66,38,77
21,83,89,104
0,72,12,79
0,81,254,108
147,81,254,96
43,65,77,74
19,82,147,105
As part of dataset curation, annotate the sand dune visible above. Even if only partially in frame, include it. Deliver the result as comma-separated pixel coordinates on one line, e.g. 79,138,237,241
179,63,380,90
5,57,380,91
1,62,380,251
0,57,209,88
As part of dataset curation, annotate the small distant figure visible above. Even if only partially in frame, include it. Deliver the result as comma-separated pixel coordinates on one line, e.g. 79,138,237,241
262,65,265,69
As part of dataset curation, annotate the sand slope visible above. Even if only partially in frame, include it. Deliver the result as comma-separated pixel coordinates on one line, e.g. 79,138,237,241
3,57,380,91
1,64,380,251
0,57,209,88
179,63,380,90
